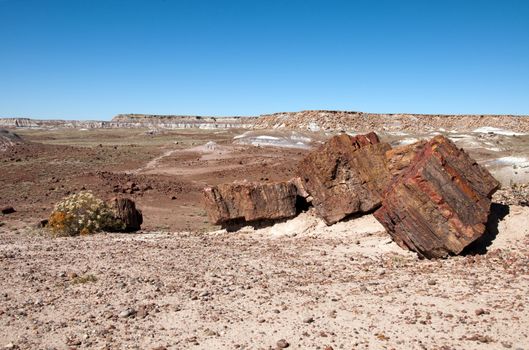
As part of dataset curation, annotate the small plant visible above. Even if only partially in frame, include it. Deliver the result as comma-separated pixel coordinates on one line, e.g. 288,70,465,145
48,191,124,236
71,274,98,284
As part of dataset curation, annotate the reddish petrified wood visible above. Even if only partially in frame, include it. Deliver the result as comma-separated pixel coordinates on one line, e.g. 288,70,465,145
203,181,298,225
297,132,392,225
374,136,500,259
385,140,427,179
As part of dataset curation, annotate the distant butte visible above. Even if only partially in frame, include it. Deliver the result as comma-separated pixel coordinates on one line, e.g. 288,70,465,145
0,110,528,133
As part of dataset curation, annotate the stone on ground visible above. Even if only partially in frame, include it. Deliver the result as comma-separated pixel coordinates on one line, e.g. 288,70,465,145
203,181,298,225
1,206,16,215
109,198,143,232
297,132,391,225
374,135,500,259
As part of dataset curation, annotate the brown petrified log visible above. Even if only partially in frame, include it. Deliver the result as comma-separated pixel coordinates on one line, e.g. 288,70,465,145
203,181,298,225
374,135,500,259
109,197,143,232
297,132,392,225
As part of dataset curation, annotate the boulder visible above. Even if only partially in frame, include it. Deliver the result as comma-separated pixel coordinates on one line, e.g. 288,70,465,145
203,181,298,225
297,132,392,225
374,136,500,259
109,198,143,232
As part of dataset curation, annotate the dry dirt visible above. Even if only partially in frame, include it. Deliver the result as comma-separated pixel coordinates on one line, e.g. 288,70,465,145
1,126,529,349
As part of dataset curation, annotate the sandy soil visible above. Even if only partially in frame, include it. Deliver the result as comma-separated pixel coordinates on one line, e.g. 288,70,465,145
1,206,528,350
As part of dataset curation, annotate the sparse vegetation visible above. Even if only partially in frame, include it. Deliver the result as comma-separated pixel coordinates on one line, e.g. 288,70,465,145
48,191,124,236
71,274,98,284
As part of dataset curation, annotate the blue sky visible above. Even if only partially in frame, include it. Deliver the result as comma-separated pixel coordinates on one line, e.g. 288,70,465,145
1,0,528,120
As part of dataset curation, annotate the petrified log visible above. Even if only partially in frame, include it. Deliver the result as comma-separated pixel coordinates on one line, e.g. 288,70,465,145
289,177,311,200
297,132,392,225
203,181,298,225
109,198,143,232
374,136,500,259
385,141,427,179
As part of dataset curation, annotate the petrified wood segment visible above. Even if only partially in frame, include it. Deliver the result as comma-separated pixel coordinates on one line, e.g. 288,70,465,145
203,181,298,225
109,198,143,232
385,141,427,179
374,136,500,259
298,132,391,225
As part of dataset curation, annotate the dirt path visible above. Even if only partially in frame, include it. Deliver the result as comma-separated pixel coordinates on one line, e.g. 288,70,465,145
131,147,181,174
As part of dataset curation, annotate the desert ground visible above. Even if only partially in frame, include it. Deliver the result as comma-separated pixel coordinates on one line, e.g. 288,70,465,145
1,125,529,349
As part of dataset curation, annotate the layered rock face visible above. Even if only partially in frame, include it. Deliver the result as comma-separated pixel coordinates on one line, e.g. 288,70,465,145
297,132,391,225
374,136,500,258
0,129,25,151
203,181,298,225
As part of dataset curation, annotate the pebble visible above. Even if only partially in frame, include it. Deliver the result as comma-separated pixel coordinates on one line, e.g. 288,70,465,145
276,339,289,348
119,308,136,318
475,308,487,316
303,316,314,323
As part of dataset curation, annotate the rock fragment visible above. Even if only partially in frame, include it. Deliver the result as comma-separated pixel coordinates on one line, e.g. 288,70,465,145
203,181,298,225
108,198,143,232
297,132,391,224
119,308,136,318
1,206,15,215
374,136,500,258
276,339,290,348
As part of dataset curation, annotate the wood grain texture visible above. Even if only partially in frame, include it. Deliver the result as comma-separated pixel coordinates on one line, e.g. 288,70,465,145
203,181,298,225
298,132,391,225
374,136,500,258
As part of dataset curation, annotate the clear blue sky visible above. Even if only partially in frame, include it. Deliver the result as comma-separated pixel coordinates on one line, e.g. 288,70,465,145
1,0,528,120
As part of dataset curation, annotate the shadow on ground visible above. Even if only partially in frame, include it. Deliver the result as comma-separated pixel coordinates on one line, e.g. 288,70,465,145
462,202,510,255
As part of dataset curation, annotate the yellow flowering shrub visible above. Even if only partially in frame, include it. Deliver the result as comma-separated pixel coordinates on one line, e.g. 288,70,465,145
48,191,124,236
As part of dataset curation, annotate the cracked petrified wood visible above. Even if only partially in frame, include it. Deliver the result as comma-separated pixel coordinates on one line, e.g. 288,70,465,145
203,181,298,225
385,140,427,179
374,136,500,259
109,198,143,232
298,132,392,225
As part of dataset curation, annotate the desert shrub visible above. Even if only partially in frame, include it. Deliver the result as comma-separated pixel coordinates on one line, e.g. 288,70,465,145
48,191,124,236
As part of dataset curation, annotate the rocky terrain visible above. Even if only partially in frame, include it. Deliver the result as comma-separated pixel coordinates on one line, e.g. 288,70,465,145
1,207,528,350
1,117,529,349
0,129,25,151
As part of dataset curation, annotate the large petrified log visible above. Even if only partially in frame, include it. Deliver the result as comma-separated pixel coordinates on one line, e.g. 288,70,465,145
203,181,298,225
109,197,143,232
297,132,392,225
385,140,427,179
374,136,500,259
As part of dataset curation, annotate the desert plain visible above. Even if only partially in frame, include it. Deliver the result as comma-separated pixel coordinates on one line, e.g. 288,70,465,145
1,111,529,349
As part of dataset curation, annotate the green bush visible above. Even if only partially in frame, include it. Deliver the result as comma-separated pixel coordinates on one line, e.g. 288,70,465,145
48,191,124,236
